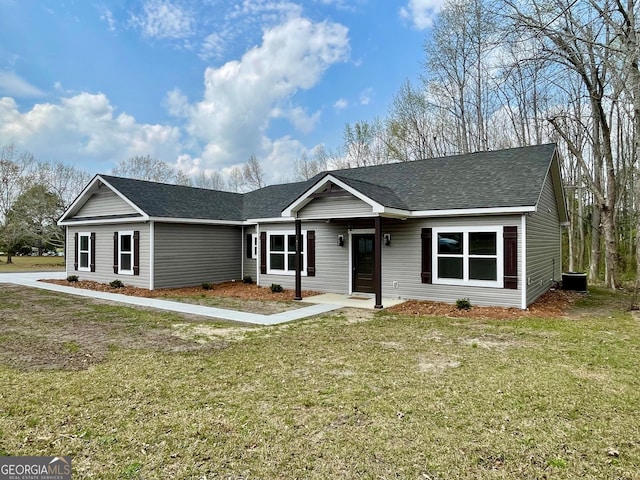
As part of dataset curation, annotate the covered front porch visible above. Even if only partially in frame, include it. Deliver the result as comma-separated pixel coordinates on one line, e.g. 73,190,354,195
301,292,406,310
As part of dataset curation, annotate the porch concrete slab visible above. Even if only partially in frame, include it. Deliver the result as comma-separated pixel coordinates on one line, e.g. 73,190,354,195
0,272,339,326
301,293,406,310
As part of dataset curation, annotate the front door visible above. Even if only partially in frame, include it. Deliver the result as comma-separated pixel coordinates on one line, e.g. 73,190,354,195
352,234,375,293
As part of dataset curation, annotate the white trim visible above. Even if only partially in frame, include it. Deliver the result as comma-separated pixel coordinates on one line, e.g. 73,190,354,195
117,231,134,275
148,217,244,226
408,205,536,218
149,221,155,290
245,217,294,224
59,217,147,226
282,175,385,217
432,225,504,288
78,232,91,272
521,214,527,310
266,230,307,276
256,224,261,286
347,229,375,294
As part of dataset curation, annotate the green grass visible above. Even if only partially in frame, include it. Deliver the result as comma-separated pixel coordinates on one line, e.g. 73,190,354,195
0,255,65,272
0,286,639,479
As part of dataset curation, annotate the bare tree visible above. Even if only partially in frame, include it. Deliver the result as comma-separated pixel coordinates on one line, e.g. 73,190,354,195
0,145,35,263
193,170,225,190
242,155,265,190
112,155,175,183
227,167,245,193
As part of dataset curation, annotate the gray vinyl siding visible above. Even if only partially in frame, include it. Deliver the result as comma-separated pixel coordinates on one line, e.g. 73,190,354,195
154,223,242,289
381,216,523,308
526,170,562,305
65,223,151,288
258,216,523,308
298,195,373,219
258,221,350,294
76,189,138,217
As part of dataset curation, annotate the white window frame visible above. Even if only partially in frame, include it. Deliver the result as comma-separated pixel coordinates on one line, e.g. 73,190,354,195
251,233,258,260
78,232,91,272
432,226,503,288
118,231,134,275
266,231,307,276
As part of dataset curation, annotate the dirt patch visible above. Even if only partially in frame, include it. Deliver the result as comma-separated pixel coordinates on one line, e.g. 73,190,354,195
0,284,228,371
387,289,581,319
417,355,462,372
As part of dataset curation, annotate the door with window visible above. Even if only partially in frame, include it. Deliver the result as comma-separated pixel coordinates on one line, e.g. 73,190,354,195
352,234,375,293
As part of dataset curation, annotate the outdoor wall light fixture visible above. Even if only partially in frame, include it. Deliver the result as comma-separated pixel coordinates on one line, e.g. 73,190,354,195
337,235,345,247
383,233,391,246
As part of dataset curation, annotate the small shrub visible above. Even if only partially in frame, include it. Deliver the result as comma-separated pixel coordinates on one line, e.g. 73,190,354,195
456,298,471,310
270,283,283,293
110,279,125,289
202,282,213,290
66,275,79,282
243,275,254,284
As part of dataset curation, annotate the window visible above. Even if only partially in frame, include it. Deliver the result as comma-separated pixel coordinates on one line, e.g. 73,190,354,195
78,232,91,271
433,227,502,287
252,233,258,259
118,231,133,274
267,231,306,275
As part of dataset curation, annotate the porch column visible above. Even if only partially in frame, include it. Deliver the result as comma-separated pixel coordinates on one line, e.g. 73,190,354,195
374,216,383,309
294,219,302,300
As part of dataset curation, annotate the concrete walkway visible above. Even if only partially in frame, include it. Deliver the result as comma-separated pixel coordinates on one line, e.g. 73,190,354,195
0,272,340,326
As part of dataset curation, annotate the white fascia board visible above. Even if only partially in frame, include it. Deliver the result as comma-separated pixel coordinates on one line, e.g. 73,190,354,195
245,217,295,224
281,174,384,217
58,216,149,226
148,217,245,226
408,205,536,218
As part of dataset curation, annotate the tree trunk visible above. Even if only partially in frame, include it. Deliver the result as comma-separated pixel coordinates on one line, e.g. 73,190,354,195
589,205,601,283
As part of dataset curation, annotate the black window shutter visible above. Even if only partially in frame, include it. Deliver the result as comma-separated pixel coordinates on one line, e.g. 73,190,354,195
421,228,432,284
503,226,518,289
90,232,96,272
74,232,78,271
113,232,119,274
133,231,140,276
260,232,267,274
307,230,316,277
246,234,252,259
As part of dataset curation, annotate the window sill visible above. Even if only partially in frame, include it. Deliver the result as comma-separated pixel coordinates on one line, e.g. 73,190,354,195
434,278,503,289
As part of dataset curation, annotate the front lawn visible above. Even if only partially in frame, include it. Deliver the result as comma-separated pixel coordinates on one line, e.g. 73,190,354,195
0,285,638,479
0,255,65,272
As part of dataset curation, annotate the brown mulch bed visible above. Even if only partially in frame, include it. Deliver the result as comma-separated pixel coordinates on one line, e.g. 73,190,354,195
41,279,319,302
41,278,580,319
386,289,581,319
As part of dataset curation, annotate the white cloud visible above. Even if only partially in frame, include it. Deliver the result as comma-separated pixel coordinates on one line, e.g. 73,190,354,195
182,16,349,175
359,87,373,105
334,97,348,111
130,0,195,40
0,71,44,98
400,0,444,29
101,8,116,32
0,94,181,171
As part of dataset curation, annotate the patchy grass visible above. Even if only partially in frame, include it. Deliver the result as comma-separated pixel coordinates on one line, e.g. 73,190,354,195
0,286,639,479
0,255,64,272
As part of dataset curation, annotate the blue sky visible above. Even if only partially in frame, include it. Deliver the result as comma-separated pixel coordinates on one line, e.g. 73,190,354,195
0,0,443,184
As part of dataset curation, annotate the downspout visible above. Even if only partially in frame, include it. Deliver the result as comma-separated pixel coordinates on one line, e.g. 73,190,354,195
149,221,155,290
241,225,244,280
256,223,260,286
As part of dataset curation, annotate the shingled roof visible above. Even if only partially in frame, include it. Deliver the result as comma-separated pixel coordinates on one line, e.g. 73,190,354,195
60,144,561,224
309,143,558,211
